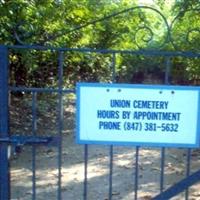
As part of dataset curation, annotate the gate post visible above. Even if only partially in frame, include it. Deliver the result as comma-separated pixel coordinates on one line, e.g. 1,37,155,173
0,45,10,200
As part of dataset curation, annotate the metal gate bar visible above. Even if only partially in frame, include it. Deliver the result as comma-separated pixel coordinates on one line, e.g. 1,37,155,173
6,45,200,58
185,148,191,200
84,144,88,200
109,145,113,200
153,169,200,199
32,92,37,199
160,148,165,193
0,45,9,200
159,57,172,194
108,52,117,200
134,146,139,199
57,50,64,200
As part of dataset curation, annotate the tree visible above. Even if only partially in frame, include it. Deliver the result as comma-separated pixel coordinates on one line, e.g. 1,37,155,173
0,0,199,87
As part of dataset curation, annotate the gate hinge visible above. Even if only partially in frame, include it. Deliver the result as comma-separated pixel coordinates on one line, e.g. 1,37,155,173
0,135,60,146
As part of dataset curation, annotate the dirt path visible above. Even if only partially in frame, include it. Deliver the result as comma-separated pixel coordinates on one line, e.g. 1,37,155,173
9,96,200,200
10,132,200,200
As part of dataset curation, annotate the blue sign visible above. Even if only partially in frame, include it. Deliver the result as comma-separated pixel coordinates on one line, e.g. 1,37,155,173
76,83,200,148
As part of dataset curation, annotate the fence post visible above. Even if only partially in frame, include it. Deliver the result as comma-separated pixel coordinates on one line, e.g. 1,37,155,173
0,45,10,200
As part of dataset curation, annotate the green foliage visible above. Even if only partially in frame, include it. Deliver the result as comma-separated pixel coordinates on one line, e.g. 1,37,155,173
0,0,200,87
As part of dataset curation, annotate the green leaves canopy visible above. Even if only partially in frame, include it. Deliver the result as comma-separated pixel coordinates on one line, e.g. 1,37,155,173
0,0,200,86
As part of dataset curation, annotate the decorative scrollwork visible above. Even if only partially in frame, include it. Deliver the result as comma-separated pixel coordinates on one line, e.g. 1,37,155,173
13,21,35,45
12,6,200,52
134,26,153,49
129,6,170,50
170,9,200,51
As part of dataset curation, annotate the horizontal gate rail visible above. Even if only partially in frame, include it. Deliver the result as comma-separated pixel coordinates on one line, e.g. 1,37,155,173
0,136,60,146
7,45,200,58
9,86,75,93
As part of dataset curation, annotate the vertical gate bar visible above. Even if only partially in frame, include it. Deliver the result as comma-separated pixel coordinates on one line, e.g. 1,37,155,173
0,45,9,200
111,53,116,82
160,148,165,192
160,57,171,193
84,144,88,200
165,56,171,85
108,53,116,200
32,92,37,200
109,146,113,200
58,51,64,200
185,148,191,200
134,146,139,200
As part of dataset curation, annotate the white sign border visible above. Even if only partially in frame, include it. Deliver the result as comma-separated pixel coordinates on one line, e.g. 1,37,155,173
76,82,200,148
